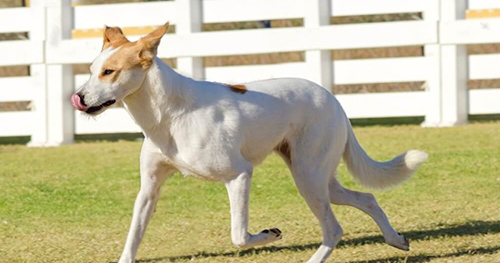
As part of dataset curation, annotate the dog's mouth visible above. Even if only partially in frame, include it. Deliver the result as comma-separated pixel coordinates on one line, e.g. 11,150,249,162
86,100,116,114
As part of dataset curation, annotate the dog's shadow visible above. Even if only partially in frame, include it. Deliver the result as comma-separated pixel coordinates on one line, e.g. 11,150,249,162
122,220,500,263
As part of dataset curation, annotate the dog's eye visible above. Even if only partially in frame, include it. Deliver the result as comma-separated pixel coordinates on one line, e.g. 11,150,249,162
102,69,115,76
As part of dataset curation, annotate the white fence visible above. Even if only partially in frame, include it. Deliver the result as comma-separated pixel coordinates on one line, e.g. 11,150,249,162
1,0,500,146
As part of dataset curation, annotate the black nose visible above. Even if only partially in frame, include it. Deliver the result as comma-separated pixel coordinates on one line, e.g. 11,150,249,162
77,93,87,106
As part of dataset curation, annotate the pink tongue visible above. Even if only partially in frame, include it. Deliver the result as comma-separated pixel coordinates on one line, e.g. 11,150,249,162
71,94,88,111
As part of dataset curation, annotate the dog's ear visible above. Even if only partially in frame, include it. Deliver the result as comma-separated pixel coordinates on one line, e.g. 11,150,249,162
138,22,169,67
102,26,129,50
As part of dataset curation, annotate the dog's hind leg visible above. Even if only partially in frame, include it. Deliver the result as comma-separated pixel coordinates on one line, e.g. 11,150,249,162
328,177,409,251
291,165,343,263
225,159,283,249
119,139,174,263
283,115,348,262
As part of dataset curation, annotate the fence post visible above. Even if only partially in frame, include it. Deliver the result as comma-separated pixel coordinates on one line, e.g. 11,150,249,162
422,0,442,127
304,0,332,91
176,0,204,80
28,0,48,147
45,0,75,145
440,0,468,126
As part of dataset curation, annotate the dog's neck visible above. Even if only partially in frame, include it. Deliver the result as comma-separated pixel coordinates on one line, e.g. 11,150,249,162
122,58,195,149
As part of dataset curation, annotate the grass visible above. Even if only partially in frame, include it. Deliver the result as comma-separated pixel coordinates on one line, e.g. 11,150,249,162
1,122,500,263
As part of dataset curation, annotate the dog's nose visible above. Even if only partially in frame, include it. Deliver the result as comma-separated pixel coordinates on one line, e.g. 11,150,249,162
71,93,89,111
77,93,87,106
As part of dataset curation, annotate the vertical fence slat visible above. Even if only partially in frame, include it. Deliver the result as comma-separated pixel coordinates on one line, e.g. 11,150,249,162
45,0,75,146
28,65,48,146
305,0,332,91
28,1,48,146
440,0,468,126
422,0,442,127
176,0,204,80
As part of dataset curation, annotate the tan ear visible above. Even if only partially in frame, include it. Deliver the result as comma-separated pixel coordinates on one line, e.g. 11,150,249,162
102,26,130,50
138,22,170,65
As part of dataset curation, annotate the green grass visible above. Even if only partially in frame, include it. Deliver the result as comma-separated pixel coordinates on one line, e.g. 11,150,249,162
1,122,499,263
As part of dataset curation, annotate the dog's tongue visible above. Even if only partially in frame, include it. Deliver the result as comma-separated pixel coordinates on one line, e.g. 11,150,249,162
71,94,88,111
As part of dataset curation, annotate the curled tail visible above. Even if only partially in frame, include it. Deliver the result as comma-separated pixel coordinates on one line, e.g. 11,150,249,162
342,122,428,190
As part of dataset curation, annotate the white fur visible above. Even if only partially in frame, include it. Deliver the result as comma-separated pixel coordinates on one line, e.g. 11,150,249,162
76,47,148,115
76,52,427,262
343,125,428,189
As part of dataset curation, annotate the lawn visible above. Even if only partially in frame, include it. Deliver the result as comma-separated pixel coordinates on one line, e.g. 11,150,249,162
0,122,499,263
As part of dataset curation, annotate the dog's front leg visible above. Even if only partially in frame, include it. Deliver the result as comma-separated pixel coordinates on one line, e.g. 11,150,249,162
119,140,173,263
225,167,282,249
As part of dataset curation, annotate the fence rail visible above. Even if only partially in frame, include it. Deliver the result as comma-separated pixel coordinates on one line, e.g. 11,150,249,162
0,0,499,146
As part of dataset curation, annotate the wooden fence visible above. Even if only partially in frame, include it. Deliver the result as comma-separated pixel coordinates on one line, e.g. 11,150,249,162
0,0,499,146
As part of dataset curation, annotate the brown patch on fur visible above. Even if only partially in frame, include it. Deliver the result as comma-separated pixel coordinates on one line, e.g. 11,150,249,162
226,84,247,94
275,140,292,166
137,22,170,68
98,23,170,82
99,42,143,82
102,26,130,50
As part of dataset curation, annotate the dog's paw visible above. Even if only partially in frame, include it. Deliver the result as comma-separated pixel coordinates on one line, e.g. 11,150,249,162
386,232,409,251
260,228,283,240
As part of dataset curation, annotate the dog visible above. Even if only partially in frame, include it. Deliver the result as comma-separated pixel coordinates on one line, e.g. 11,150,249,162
71,23,428,263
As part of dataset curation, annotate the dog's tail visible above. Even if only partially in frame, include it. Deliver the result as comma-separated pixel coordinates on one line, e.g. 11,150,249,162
342,121,428,190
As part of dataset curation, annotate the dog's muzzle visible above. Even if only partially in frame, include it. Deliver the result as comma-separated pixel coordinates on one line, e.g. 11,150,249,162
71,93,116,114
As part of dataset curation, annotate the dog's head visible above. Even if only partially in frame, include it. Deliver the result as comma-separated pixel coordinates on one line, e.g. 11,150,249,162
71,23,169,115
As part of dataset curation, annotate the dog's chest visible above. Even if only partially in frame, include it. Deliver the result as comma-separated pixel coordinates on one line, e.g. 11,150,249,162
173,160,227,181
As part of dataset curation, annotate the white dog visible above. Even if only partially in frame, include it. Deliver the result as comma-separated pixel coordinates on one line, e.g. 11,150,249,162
71,23,427,263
